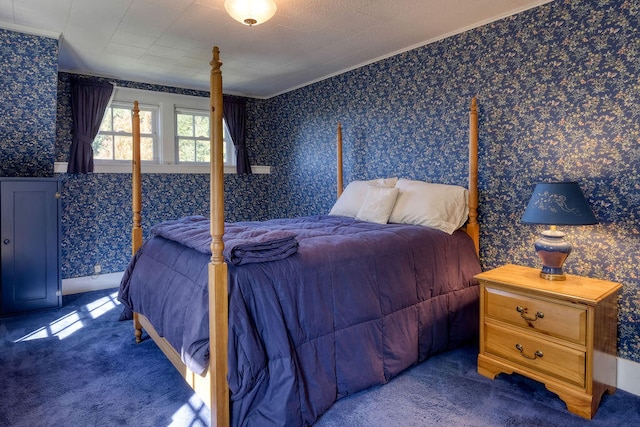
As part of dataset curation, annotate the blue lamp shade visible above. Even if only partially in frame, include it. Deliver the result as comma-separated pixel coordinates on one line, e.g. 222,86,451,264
521,182,597,280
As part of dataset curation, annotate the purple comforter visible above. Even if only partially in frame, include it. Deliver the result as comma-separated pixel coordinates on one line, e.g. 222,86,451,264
151,215,299,265
118,215,481,426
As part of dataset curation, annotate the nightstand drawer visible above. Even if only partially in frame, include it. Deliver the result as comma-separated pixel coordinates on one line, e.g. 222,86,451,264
484,286,587,345
485,322,586,388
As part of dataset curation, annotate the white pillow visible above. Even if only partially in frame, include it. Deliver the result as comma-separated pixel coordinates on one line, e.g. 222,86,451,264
388,178,469,234
372,177,398,187
329,178,398,218
356,186,399,224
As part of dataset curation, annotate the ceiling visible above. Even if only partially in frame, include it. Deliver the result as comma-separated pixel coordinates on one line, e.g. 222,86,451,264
0,0,551,98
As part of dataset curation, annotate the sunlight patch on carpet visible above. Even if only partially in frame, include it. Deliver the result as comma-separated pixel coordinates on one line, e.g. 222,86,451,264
86,291,121,319
169,393,210,426
13,291,121,342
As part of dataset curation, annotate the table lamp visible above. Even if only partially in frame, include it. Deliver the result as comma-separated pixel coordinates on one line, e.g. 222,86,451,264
521,182,597,280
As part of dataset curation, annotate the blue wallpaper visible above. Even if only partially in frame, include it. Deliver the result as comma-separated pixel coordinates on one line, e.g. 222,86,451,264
3,0,638,362
55,72,281,278
250,0,640,362
0,29,58,176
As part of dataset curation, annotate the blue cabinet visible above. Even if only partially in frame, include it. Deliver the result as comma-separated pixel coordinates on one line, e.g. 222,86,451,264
1,178,61,314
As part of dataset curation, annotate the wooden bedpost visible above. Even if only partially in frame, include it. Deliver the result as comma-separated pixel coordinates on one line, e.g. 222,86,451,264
131,101,143,344
132,101,143,255
208,46,230,427
337,122,343,198
467,97,480,256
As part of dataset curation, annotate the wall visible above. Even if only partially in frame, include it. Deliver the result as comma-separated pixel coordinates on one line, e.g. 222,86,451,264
0,29,58,177
253,0,639,362
55,73,281,278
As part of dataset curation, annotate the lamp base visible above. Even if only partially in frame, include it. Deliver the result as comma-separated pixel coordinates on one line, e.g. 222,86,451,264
534,229,572,281
539,270,566,281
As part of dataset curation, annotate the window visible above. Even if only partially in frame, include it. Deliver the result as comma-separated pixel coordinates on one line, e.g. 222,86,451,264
175,108,235,164
57,87,266,175
82,87,247,173
93,103,157,162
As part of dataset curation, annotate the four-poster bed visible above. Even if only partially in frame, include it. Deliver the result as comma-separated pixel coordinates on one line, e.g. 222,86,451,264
119,47,481,427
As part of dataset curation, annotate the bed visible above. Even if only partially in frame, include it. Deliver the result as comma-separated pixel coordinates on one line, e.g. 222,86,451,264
118,47,481,427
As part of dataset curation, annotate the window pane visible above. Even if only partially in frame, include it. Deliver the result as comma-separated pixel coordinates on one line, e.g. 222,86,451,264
113,107,132,133
195,140,210,162
100,111,113,132
114,136,133,160
139,111,153,134
177,114,193,137
178,139,195,162
194,115,209,138
140,137,154,161
222,141,227,163
93,134,113,159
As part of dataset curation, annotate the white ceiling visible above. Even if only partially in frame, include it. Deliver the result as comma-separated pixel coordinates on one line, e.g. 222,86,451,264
0,0,551,98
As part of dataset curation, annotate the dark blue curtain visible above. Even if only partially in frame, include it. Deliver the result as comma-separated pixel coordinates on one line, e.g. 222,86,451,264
223,96,251,175
67,79,114,174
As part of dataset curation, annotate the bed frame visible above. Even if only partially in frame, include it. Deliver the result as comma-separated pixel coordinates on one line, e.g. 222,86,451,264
129,46,480,427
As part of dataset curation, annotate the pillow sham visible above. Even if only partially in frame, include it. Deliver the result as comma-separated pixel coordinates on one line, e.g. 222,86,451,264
388,178,469,234
356,185,399,224
372,177,398,187
329,177,398,218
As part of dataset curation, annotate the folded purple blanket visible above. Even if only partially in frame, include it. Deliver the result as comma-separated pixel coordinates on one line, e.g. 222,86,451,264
150,216,298,265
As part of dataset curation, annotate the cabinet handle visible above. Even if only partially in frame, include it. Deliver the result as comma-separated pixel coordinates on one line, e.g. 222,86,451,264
515,343,543,360
516,306,544,322
3,239,9,245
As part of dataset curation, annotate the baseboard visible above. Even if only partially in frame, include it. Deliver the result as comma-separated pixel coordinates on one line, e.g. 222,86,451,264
618,356,640,397
60,270,640,398
62,271,124,295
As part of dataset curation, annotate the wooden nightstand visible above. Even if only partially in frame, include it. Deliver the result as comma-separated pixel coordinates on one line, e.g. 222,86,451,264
475,264,621,419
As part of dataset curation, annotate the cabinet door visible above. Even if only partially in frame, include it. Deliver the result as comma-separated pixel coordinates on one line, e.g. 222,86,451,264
1,180,60,314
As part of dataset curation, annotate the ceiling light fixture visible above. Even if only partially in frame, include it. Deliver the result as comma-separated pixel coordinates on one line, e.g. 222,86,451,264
224,0,277,26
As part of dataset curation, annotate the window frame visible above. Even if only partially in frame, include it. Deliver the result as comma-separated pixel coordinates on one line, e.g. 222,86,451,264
69,86,257,174
174,106,236,166
93,101,159,164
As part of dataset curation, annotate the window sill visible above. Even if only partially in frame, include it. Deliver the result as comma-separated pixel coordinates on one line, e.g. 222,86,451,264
54,162,271,175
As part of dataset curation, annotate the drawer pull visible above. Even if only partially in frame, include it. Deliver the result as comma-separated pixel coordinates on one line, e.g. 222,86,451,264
515,343,543,360
516,306,544,322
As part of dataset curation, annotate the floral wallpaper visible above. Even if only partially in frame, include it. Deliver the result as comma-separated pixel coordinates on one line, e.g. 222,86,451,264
0,29,58,177
250,0,639,362
55,72,281,278
3,0,638,362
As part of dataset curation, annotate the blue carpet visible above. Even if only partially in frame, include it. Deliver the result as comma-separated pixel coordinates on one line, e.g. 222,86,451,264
1,289,638,426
